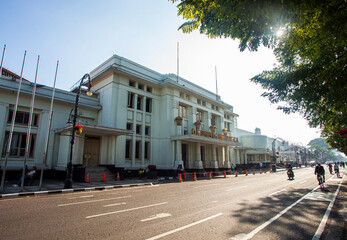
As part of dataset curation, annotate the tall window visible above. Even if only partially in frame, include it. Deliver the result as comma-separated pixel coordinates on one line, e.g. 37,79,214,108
211,114,216,126
126,123,132,130
128,92,134,108
196,110,203,122
8,110,39,126
125,140,131,159
137,96,143,110
2,132,36,157
135,141,141,159
145,142,150,159
136,125,141,134
178,104,188,118
129,80,135,87
145,126,150,136
146,98,152,113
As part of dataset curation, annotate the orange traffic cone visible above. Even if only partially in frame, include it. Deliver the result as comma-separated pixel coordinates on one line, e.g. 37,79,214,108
85,172,90,183
224,171,226,178
260,169,262,174
230,170,233,175
264,168,267,174
209,172,212,180
235,171,238,177
116,172,120,181
246,170,248,176
183,172,186,179
194,172,197,181
253,169,255,175
102,172,106,182
179,173,182,182
270,168,272,173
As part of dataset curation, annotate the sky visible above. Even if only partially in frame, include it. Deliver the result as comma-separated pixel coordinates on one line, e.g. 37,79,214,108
0,0,321,146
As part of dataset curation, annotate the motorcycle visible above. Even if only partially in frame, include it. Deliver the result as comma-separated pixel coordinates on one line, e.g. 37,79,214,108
287,170,294,180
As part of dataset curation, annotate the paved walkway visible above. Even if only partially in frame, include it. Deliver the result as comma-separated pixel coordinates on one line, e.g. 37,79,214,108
0,178,158,198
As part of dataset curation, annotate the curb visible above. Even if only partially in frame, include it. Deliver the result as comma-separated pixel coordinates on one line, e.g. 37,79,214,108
0,182,154,199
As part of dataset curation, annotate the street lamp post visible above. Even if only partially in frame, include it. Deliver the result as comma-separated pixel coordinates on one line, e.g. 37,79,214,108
64,74,92,189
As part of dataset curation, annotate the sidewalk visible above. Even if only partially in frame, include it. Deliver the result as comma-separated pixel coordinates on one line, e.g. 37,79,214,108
0,178,157,198
0,167,321,198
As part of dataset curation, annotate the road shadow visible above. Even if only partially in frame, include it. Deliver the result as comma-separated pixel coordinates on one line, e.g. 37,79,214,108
228,183,342,240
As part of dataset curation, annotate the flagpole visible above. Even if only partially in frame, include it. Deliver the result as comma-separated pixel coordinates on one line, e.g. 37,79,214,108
177,42,179,83
39,61,59,190
0,51,27,192
215,66,218,100
20,55,40,191
0,44,6,76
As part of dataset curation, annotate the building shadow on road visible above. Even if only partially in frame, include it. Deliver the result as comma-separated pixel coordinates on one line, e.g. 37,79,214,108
227,182,346,240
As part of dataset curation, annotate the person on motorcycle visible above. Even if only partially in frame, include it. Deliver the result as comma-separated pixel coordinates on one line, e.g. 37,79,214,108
315,163,325,183
328,163,333,174
334,163,340,176
287,164,294,179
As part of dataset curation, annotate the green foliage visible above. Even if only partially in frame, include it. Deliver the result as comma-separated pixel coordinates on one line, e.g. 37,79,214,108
308,138,346,162
172,0,347,155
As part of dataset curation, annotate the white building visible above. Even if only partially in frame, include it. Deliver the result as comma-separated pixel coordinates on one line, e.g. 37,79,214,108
1,55,246,175
1,54,306,179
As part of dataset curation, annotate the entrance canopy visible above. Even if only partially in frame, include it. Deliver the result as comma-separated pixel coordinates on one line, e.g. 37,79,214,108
172,134,240,147
55,124,132,136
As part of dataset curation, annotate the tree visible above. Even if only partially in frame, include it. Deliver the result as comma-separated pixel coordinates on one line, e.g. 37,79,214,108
308,138,347,162
172,0,347,155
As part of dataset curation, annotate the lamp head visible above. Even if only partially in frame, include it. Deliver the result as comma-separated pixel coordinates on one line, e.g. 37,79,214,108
86,91,93,96
66,120,72,127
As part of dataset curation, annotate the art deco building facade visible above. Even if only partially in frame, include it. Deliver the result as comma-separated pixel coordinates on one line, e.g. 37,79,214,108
1,54,291,173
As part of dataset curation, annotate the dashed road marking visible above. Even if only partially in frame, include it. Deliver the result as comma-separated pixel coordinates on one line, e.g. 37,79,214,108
146,213,223,240
58,196,131,207
226,186,248,192
268,188,286,196
86,202,168,219
141,213,172,222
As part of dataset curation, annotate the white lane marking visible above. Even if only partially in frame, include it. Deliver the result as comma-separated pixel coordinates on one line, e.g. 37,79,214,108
327,179,342,182
304,192,335,202
312,175,344,240
226,186,248,192
237,186,319,240
194,184,219,188
268,189,286,196
141,213,172,222
299,180,307,184
236,175,337,240
58,196,131,207
146,213,223,240
68,195,94,200
86,202,168,219
104,202,126,207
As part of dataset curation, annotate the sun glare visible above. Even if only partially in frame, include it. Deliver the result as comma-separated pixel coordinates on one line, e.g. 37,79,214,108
276,29,284,37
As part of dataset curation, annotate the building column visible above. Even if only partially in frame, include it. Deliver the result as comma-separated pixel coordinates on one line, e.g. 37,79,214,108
230,148,236,165
175,140,183,168
141,96,146,167
131,93,138,167
171,141,175,168
195,142,203,169
244,152,248,164
224,146,231,168
236,149,241,164
210,144,219,169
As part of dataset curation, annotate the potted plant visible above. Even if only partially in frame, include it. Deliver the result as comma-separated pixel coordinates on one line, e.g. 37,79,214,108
74,125,83,134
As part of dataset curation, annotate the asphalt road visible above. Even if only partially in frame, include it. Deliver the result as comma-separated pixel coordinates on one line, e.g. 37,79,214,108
0,167,345,240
